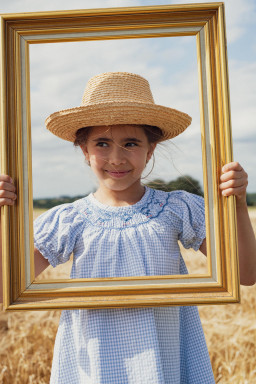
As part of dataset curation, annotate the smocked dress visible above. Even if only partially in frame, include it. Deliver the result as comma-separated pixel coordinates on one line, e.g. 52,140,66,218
34,187,215,384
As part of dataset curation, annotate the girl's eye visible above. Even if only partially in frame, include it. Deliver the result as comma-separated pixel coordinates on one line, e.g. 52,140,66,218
125,142,138,148
96,142,108,147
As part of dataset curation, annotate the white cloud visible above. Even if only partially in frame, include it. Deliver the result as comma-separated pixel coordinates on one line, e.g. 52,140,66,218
229,60,256,139
0,0,135,13
156,0,256,43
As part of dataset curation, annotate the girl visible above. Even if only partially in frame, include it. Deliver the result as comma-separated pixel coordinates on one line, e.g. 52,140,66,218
0,72,255,384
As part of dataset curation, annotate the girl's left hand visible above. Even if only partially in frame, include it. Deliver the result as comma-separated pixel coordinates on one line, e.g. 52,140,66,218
219,162,248,207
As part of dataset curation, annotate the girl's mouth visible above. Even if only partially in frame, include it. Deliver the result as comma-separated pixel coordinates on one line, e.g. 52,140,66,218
105,170,131,178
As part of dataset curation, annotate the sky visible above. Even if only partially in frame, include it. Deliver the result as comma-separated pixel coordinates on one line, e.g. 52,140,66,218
1,0,256,197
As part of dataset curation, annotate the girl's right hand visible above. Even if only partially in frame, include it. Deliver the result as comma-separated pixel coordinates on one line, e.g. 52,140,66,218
0,175,17,207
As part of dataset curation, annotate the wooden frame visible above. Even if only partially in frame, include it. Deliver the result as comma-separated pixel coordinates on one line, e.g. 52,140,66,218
0,2,240,310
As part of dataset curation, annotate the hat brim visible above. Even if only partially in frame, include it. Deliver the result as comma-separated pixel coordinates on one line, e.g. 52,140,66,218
45,102,192,142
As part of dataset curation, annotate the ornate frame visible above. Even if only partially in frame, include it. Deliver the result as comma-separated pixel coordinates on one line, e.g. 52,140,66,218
0,2,240,310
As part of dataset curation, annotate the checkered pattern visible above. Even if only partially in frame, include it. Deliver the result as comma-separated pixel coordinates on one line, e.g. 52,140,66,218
34,188,215,384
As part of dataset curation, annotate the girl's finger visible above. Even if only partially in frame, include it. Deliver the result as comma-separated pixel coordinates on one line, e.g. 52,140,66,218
0,189,17,200
0,197,15,207
220,170,246,183
219,177,248,191
0,174,14,184
0,180,16,193
222,161,243,173
221,184,247,197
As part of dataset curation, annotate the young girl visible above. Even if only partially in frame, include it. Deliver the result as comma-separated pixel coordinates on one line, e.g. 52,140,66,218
0,72,255,384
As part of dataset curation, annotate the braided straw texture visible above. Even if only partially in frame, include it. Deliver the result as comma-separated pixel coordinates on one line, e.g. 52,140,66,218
45,72,192,142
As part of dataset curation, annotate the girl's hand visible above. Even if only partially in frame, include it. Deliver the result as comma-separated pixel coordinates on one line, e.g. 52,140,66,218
219,162,248,207
0,175,17,207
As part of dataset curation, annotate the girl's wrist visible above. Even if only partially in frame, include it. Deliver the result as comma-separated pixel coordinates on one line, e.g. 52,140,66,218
235,196,248,211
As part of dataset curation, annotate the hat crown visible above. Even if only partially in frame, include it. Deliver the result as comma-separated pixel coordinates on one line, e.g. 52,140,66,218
81,72,155,106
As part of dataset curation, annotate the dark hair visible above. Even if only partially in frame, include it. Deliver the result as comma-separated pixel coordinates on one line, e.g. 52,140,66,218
73,125,163,147
142,125,164,144
74,127,93,147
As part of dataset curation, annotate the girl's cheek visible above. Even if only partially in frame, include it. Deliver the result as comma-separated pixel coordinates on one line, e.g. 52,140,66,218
95,148,109,158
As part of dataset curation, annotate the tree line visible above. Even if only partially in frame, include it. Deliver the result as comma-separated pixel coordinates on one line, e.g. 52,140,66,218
33,175,256,209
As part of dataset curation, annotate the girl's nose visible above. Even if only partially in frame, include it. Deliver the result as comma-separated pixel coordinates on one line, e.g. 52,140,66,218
109,146,126,165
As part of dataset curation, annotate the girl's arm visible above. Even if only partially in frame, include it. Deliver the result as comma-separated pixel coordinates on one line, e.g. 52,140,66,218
34,247,50,276
220,162,256,286
0,174,50,303
200,162,256,286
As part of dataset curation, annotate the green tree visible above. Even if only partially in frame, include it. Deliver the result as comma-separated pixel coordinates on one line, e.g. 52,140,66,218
246,193,256,206
147,175,203,196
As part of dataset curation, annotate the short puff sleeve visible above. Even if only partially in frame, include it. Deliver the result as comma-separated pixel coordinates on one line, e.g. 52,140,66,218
33,204,84,267
167,191,206,251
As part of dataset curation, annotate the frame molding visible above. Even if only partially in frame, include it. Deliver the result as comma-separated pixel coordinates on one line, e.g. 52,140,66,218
0,2,240,310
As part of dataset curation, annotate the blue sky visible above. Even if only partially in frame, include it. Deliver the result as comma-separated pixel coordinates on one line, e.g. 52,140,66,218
1,0,256,197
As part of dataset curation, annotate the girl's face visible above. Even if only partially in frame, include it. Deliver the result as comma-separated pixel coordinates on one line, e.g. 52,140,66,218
80,125,156,196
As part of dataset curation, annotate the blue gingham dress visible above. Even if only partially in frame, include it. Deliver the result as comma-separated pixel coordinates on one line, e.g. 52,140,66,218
34,187,215,384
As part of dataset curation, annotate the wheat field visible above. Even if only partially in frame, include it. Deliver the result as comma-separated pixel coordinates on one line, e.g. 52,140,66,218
0,210,255,383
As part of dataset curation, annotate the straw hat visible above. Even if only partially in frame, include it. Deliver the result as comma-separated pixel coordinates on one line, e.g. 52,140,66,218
45,72,192,142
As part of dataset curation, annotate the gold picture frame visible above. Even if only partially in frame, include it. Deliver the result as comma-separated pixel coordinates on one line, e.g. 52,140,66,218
0,2,240,310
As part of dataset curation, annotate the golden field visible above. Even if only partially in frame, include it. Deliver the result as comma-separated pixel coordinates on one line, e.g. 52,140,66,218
0,209,255,383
